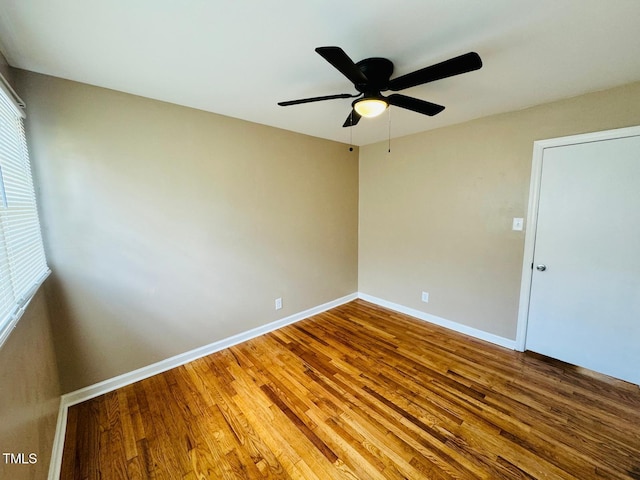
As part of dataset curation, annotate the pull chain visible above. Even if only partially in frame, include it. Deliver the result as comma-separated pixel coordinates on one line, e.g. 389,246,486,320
387,106,392,153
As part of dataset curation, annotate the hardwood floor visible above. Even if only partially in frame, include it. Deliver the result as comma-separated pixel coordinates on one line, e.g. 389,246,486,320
60,299,640,479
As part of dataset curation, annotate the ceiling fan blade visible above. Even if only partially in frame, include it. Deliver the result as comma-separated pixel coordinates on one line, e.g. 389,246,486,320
316,46,368,85
389,52,482,91
342,109,362,127
387,94,445,116
278,93,354,106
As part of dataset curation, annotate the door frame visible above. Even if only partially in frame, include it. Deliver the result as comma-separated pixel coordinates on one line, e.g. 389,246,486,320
515,125,640,351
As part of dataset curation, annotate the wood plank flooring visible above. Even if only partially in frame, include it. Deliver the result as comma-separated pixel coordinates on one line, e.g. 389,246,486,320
60,299,640,479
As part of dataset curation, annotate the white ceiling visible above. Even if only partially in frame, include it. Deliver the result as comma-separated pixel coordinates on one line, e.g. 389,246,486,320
1,0,639,146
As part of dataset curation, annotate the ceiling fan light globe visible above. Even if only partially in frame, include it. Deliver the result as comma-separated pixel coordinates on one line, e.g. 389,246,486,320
354,98,388,118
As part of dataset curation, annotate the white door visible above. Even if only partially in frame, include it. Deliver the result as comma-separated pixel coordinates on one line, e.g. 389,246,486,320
526,134,640,385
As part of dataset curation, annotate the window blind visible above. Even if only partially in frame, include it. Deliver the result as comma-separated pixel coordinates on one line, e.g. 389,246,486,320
0,82,49,348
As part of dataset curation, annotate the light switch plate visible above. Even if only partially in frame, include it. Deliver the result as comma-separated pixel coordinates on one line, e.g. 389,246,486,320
512,218,524,231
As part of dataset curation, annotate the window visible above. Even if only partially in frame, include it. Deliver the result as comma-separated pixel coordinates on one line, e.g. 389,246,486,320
0,77,49,348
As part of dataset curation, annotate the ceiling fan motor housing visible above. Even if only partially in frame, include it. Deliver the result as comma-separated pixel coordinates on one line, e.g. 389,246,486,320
354,57,394,93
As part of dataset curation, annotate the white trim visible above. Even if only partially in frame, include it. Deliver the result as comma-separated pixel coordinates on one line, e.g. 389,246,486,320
358,293,517,350
47,292,357,479
515,125,640,351
0,70,26,116
0,269,51,350
532,125,640,150
47,399,68,480
514,140,544,352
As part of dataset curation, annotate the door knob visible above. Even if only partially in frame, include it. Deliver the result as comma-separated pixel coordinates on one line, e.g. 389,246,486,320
536,264,547,271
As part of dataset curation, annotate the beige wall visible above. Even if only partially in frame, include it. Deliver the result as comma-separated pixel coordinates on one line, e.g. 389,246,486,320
359,81,640,340
0,287,61,480
16,70,359,393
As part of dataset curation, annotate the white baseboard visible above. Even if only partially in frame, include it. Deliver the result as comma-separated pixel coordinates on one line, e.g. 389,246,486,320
47,292,357,480
47,398,68,480
357,292,517,350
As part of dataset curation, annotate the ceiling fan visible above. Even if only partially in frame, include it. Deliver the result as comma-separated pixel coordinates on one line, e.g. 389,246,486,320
278,47,482,127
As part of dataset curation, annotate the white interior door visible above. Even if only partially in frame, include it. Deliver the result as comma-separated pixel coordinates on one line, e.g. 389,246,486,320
526,134,640,385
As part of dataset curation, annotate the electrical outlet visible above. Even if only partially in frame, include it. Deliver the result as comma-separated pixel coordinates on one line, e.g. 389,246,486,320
275,297,282,310
421,291,429,303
